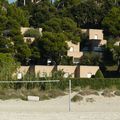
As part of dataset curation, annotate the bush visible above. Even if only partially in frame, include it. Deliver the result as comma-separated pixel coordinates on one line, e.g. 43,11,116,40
80,52,102,65
79,89,99,96
86,98,95,103
71,94,83,102
0,88,65,101
95,69,104,78
101,89,114,97
114,90,120,96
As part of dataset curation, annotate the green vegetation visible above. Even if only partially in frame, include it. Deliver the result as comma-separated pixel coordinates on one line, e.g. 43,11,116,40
79,89,99,96
95,69,104,78
0,88,65,100
0,53,19,80
71,94,83,102
24,29,41,38
0,78,120,100
0,0,119,79
80,52,102,65
101,89,114,97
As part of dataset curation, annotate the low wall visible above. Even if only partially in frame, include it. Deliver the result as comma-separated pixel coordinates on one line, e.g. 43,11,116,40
17,66,30,75
57,65,77,78
18,65,99,78
80,66,99,78
35,65,55,77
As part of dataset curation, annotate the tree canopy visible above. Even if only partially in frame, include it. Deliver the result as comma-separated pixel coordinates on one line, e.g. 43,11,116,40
0,0,119,72
102,7,120,37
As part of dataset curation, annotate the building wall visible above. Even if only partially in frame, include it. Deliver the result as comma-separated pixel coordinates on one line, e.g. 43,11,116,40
67,41,80,52
81,29,89,34
89,29,103,40
79,66,99,78
67,41,83,58
35,65,55,77
20,27,32,35
67,52,83,58
23,37,35,44
114,41,120,46
17,66,30,75
57,65,77,78
18,65,99,78
100,39,107,46
20,27,42,35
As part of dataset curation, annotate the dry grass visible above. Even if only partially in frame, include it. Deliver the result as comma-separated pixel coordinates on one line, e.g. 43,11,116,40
101,89,115,97
86,98,95,103
79,89,99,96
0,88,65,101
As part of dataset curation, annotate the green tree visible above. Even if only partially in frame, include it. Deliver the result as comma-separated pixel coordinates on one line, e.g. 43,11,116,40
0,53,19,80
0,36,14,53
38,32,68,64
7,4,29,27
71,0,103,28
29,0,57,27
102,7,120,37
24,29,41,39
112,46,120,71
80,52,102,65
42,17,81,43
0,2,31,65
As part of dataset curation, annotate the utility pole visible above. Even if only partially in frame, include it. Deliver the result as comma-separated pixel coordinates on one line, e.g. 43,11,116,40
115,0,117,6
23,0,26,6
69,80,71,112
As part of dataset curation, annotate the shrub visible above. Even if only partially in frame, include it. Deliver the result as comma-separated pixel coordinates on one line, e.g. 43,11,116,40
86,98,95,103
101,89,114,97
114,90,120,96
79,89,99,96
80,52,102,65
71,94,83,102
95,69,104,78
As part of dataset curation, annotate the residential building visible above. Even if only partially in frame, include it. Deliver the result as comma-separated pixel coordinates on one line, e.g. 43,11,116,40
18,65,99,78
17,0,41,6
67,41,83,64
17,28,104,78
20,27,42,44
31,0,40,3
82,29,107,51
114,41,120,46
35,65,56,77
79,66,99,78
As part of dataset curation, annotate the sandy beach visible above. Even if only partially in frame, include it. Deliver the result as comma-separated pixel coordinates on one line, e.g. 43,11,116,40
0,93,120,120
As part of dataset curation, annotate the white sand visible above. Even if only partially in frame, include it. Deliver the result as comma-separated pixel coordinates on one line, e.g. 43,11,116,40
0,93,120,120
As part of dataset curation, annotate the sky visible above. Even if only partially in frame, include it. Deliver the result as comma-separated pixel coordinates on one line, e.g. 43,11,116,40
8,0,55,3
8,0,15,3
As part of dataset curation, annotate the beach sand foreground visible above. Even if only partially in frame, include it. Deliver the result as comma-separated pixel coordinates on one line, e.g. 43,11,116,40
0,93,120,120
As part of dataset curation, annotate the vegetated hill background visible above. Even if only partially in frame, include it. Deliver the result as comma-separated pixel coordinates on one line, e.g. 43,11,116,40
0,0,120,78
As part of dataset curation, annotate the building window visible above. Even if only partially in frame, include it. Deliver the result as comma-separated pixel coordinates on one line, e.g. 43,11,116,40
17,72,22,80
94,34,98,39
26,39,32,44
73,58,80,64
87,73,92,78
64,72,69,78
69,46,74,52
